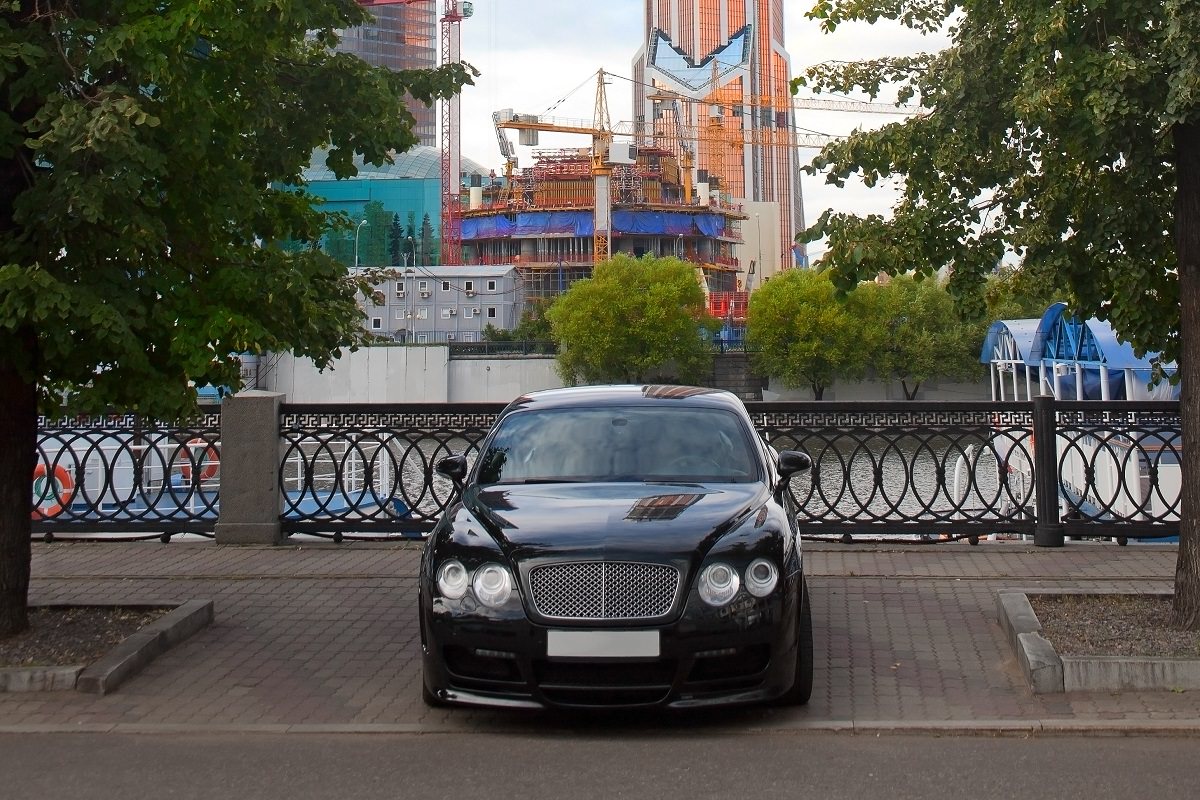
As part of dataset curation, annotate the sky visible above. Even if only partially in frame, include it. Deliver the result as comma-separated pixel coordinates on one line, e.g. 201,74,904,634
453,0,947,256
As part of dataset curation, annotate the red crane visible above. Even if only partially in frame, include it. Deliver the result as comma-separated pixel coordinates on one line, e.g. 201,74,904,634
357,1,469,266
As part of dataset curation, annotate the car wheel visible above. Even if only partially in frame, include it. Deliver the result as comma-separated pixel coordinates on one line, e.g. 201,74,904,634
779,575,813,705
421,674,448,708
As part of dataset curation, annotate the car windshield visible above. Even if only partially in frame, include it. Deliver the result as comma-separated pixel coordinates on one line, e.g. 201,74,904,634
475,406,761,484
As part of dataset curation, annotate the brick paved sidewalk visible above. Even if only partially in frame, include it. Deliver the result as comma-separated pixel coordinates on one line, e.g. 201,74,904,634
1,540,1196,734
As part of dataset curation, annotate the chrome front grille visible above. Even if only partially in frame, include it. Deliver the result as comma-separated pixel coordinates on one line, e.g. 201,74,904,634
528,561,680,621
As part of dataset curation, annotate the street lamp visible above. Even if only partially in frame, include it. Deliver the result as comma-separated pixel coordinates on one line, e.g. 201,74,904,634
676,233,684,260
353,219,368,269
402,267,415,343
407,235,416,268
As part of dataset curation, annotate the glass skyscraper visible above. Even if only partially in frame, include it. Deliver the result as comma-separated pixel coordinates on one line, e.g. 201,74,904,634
632,0,804,268
336,2,439,147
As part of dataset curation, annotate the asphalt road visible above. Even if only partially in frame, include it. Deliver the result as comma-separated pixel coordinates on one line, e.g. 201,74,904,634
4,731,1197,799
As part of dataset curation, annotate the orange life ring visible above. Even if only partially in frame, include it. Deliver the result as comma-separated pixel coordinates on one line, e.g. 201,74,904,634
32,463,73,520
179,438,220,481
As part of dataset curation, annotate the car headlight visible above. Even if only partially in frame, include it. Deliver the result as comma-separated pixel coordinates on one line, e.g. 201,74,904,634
472,563,514,608
698,562,740,607
436,559,470,600
744,558,779,597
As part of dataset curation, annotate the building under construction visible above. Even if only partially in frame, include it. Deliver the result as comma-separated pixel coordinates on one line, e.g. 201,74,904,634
460,144,747,316
631,0,805,270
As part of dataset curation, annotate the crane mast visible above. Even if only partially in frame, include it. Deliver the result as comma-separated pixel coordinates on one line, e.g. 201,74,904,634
439,1,470,266
591,71,613,265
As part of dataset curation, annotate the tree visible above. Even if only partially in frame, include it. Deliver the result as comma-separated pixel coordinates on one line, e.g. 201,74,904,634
745,268,865,400
796,0,1200,626
852,275,984,400
0,1,474,635
360,201,393,268
483,299,554,344
389,213,403,267
983,264,1068,322
419,212,437,267
546,255,719,385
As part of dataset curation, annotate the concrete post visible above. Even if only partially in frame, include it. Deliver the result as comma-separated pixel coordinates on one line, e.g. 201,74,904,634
215,390,284,545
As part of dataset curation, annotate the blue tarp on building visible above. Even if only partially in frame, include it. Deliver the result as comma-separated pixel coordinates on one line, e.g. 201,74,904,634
464,210,730,240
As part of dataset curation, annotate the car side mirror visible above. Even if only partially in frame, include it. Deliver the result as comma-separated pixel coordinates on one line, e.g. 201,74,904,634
436,454,469,486
778,450,811,480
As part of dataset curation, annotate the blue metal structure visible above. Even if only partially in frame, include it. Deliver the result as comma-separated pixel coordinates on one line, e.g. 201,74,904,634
981,302,1178,401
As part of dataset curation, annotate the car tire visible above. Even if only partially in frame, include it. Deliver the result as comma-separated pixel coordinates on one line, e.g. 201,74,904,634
779,575,814,705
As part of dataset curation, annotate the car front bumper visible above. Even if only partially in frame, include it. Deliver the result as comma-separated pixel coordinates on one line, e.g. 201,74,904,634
421,576,803,710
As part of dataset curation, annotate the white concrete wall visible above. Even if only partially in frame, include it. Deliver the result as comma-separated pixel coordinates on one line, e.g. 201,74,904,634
259,346,986,404
447,357,563,401
258,347,562,403
260,347,451,403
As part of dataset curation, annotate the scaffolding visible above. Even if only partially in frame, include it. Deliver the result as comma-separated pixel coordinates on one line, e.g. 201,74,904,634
519,264,594,303
463,139,748,300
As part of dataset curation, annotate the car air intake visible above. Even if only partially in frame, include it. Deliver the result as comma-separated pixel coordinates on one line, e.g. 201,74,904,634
528,561,680,620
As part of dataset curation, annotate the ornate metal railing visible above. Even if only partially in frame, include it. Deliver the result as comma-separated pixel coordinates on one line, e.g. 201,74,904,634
33,397,1182,544
1053,401,1181,538
32,407,222,540
278,404,497,537
448,340,557,357
752,403,1035,541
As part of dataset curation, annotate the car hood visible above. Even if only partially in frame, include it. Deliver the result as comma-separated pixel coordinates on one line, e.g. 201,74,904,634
463,482,766,562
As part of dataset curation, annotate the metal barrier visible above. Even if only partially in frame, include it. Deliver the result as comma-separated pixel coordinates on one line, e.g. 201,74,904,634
32,397,1182,544
32,407,222,540
278,403,496,538
448,340,557,357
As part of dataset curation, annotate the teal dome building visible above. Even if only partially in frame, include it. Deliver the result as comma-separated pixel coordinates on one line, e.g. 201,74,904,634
301,146,491,268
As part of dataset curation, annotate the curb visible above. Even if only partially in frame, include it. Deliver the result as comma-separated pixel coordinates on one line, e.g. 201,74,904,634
0,718,1198,737
996,588,1200,693
0,665,83,692
1,600,214,696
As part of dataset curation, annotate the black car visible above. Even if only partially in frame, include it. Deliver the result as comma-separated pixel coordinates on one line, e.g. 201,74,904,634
419,385,813,710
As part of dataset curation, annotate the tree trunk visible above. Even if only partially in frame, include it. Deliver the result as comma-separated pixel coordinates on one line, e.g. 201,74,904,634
0,4,40,638
0,330,37,637
1173,120,1200,630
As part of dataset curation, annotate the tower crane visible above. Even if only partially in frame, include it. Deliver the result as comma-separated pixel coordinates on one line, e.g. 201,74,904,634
644,89,920,191
439,1,472,266
494,70,621,265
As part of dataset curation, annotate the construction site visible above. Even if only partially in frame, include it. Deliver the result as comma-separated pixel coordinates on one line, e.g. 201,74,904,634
461,137,746,306
352,1,873,332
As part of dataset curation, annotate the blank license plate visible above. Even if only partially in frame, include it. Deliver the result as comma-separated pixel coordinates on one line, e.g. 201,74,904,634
546,629,660,658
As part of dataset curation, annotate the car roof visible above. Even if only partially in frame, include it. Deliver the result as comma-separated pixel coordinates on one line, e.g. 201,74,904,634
502,384,748,415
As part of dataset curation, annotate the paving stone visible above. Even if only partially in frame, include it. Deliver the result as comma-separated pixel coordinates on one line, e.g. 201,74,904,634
0,540,1196,732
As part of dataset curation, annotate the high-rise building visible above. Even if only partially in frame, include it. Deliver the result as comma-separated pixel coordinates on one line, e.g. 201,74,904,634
632,0,805,269
336,3,439,147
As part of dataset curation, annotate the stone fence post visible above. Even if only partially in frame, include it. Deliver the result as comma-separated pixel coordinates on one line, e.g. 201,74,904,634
214,390,284,545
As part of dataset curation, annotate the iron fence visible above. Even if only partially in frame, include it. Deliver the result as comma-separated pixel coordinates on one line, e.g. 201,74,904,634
278,404,497,537
32,397,1182,544
448,340,557,357
32,407,222,540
